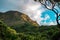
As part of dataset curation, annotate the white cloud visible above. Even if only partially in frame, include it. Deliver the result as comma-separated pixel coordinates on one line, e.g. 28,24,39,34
40,21,57,26
39,14,57,26
49,21,57,25
59,20,60,24
44,14,50,20
0,0,57,26
3,0,45,25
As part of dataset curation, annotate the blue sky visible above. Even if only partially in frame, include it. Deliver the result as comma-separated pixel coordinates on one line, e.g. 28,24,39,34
0,0,59,25
40,10,56,25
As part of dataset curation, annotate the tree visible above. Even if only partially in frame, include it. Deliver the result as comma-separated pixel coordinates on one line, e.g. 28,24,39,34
34,0,60,27
0,21,18,40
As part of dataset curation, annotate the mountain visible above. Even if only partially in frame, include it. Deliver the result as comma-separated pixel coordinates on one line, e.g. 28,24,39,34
0,11,39,26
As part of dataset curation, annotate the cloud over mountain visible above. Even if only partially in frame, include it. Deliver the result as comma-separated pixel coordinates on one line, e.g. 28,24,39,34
0,0,57,25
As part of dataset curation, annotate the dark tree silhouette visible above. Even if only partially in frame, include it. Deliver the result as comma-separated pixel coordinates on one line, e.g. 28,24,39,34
52,32,60,40
34,0,60,27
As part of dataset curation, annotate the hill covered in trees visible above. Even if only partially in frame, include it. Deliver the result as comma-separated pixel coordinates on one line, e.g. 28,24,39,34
0,20,60,40
0,11,60,40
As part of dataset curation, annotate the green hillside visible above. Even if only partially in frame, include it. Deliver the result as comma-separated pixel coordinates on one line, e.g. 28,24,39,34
0,11,38,27
0,11,60,40
0,20,60,40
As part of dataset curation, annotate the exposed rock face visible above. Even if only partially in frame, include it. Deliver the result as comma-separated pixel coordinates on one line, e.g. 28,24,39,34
0,11,39,26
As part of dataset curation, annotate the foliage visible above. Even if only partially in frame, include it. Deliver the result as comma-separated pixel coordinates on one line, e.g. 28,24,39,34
0,20,60,40
0,21,18,40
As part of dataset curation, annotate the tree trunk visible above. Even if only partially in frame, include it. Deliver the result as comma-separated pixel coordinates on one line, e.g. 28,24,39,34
56,15,59,24
56,15,60,27
52,9,60,27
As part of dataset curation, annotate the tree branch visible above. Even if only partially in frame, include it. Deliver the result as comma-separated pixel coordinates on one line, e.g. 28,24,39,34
39,0,56,10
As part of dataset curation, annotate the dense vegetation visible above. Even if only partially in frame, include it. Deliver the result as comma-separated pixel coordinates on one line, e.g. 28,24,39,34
0,11,60,40
0,20,60,40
